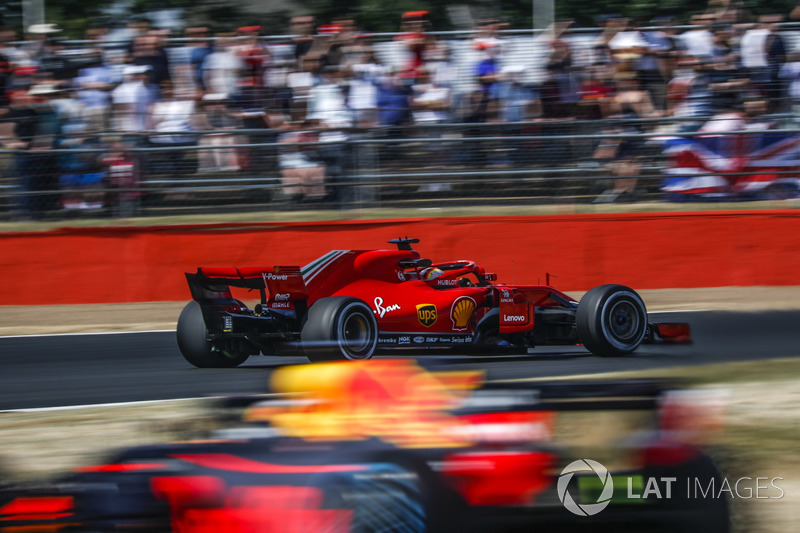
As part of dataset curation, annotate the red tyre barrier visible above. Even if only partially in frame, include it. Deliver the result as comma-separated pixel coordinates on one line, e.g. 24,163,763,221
1,210,799,305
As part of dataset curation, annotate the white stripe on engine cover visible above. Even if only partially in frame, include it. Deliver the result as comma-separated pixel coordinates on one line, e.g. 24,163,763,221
302,250,349,283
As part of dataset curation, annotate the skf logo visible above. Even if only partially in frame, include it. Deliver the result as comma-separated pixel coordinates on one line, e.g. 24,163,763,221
451,297,476,330
416,304,437,327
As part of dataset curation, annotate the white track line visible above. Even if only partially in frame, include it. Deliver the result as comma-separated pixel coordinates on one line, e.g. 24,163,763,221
0,393,281,413
0,397,208,413
0,329,176,339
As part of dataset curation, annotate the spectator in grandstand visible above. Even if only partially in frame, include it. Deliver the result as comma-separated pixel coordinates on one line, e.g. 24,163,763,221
202,34,244,99
235,25,270,88
131,32,171,93
289,15,316,62
647,16,685,85
346,49,386,128
705,51,750,114
146,81,200,176
762,15,788,112
411,67,452,126
6,83,61,218
578,63,615,120
680,14,717,60
286,54,316,123
307,65,351,129
739,18,771,96
666,57,714,123
182,26,214,92
779,51,800,116
593,71,660,203
396,10,430,79
473,40,502,123
607,18,667,111
73,51,116,132
195,93,241,172
0,30,17,107
544,23,581,117
307,65,355,202
22,23,62,70
111,64,156,135
317,18,363,70
277,120,326,204
411,66,453,188
497,64,540,167
103,140,141,218
377,72,412,127
56,122,107,211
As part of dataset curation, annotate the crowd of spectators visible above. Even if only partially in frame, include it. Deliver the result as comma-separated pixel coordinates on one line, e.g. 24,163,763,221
1,4,799,217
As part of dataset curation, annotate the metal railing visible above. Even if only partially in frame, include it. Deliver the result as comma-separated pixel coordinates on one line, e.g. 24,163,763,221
2,116,798,220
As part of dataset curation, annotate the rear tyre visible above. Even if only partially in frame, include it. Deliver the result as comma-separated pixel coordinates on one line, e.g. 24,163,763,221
576,284,647,356
301,297,378,362
176,301,249,368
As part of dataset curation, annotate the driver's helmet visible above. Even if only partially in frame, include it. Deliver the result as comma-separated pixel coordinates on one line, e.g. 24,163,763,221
421,267,445,281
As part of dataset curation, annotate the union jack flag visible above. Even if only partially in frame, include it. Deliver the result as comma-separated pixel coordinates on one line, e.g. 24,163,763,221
661,117,800,200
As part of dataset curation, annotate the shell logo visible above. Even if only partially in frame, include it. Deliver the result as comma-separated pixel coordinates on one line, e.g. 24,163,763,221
450,296,476,330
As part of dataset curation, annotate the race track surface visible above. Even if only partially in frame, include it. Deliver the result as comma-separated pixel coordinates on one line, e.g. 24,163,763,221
1,310,798,410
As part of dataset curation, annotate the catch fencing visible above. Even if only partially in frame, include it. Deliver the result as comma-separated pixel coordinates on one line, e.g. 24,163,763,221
2,116,799,220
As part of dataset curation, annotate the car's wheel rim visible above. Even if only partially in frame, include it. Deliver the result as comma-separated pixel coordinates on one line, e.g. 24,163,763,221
340,311,373,358
606,299,641,343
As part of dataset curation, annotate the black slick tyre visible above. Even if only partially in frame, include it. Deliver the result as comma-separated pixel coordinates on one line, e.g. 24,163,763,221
576,284,647,356
301,297,378,362
176,301,249,368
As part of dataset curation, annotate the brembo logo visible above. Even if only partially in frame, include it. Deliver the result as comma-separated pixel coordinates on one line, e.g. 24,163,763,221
416,304,437,327
557,459,614,516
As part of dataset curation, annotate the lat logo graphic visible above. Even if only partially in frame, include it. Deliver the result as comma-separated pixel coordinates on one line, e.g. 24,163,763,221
558,459,614,516
416,304,437,327
374,297,401,318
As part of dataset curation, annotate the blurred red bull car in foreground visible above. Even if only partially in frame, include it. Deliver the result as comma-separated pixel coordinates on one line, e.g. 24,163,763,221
177,238,690,367
0,360,729,533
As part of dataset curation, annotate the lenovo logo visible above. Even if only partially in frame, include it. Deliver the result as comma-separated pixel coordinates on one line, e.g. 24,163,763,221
503,315,526,322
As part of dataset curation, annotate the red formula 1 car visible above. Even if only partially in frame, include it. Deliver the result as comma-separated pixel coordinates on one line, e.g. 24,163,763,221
177,238,690,367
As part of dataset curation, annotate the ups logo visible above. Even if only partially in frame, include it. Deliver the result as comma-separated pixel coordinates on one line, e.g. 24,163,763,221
416,304,437,327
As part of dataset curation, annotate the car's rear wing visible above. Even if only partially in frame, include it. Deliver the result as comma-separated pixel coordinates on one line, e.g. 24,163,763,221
186,266,307,310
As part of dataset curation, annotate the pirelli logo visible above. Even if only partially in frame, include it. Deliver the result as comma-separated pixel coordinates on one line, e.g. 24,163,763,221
416,304,437,327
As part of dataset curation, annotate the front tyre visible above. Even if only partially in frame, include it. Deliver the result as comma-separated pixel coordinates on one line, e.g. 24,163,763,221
301,297,378,362
576,284,647,356
176,301,249,368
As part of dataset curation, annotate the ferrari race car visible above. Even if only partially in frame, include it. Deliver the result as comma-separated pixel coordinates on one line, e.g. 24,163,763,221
0,361,730,533
177,238,690,367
